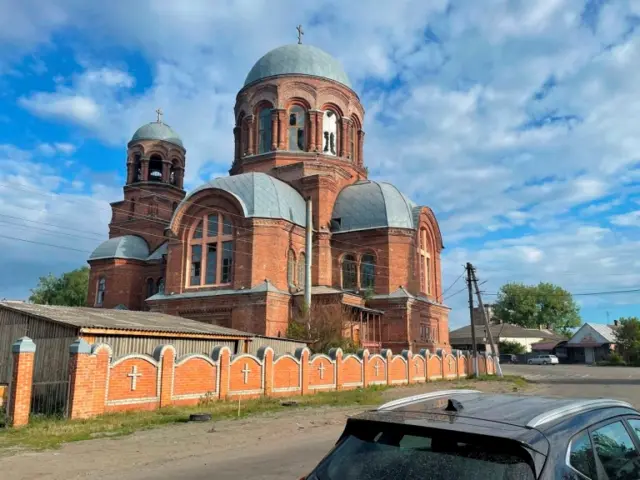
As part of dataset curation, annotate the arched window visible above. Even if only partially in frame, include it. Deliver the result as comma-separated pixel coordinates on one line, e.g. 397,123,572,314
148,154,163,181
146,278,155,299
133,154,142,182
322,110,338,156
287,249,296,287
342,254,357,290
258,107,272,154
360,254,375,290
298,252,306,290
157,277,165,294
288,105,306,151
350,123,356,162
96,277,106,306
419,228,431,295
188,212,234,287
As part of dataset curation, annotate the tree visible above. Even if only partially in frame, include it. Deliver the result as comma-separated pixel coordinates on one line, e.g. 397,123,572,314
613,317,640,365
29,266,89,307
286,303,359,354
498,340,526,355
492,282,580,335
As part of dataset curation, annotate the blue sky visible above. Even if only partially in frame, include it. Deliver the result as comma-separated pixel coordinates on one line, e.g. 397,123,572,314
1,0,640,328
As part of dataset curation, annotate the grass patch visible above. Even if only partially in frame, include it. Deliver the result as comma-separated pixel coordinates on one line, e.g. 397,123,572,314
0,377,528,452
0,386,388,451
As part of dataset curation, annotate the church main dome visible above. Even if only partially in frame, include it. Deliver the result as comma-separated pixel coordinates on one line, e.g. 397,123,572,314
130,122,183,148
244,44,351,88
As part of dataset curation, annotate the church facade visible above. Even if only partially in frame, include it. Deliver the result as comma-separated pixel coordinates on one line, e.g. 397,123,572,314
87,42,451,353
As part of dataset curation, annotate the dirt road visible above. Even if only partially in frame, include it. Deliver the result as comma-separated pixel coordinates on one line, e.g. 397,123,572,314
1,375,631,480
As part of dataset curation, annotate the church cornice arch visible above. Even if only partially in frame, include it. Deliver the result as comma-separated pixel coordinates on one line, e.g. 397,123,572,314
279,82,317,109
320,102,345,117
317,87,350,114
417,207,444,251
248,84,278,110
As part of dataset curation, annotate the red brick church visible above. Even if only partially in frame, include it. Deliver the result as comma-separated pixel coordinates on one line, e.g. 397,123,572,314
87,41,451,353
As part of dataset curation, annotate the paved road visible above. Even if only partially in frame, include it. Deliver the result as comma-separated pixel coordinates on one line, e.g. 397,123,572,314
3,368,639,480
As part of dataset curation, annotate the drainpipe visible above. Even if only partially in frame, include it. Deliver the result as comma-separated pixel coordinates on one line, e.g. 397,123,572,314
305,197,313,332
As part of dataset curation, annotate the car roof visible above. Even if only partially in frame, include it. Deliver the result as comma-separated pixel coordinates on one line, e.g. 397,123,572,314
356,390,636,440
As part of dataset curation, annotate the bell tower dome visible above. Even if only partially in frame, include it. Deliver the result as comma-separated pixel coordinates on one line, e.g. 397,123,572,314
108,110,187,251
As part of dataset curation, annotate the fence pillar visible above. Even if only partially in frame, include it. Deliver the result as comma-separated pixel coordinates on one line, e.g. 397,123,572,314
68,339,95,419
8,337,36,427
257,347,274,397
212,347,231,400
295,348,310,395
402,350,414,384
329,348,343,391
358,349,370,387
154,345,176,408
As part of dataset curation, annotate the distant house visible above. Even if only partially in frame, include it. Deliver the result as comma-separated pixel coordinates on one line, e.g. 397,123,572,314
565,323,617,364
449,323,563,354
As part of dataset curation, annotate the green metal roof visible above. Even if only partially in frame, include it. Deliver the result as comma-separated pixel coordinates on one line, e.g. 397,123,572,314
178,172,306,227
131,122,183,147
244,44,351,88
89,235,150,261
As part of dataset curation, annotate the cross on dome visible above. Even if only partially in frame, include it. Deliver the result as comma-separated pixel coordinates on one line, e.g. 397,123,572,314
155,108,163,123
297,24,304,44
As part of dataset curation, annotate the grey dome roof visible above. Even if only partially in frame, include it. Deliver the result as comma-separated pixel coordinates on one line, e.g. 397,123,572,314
89,236,150,261
331,180,419,233
131,122,183,147
244,44,351,88
180,172,306,227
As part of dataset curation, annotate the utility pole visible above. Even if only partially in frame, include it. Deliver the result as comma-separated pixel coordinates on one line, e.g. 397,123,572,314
304,197,313,333
470,264,503,377
466,263,479,378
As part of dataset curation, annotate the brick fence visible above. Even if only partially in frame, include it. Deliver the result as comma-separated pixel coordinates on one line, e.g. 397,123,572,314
5,336,497,427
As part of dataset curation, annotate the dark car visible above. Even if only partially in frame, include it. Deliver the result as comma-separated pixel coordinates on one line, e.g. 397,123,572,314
500,353,518,364
301,390,640,479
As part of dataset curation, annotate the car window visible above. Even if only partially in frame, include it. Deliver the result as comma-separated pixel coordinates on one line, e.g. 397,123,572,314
591,421,640,480
628,419,640,442
313,427,536,479
568,431,596,479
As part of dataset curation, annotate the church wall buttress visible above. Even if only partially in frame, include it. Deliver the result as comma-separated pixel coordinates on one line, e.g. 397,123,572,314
270,110,278,151
308,110,318,152
276,109,287,150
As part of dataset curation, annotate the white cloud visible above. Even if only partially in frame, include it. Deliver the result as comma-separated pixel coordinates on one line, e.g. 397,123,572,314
3,0,640,320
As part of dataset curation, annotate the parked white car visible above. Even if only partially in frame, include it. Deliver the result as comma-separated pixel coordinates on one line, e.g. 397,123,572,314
527,354,559,365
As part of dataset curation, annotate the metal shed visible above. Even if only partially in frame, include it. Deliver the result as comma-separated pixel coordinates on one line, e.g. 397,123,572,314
0,302,254,415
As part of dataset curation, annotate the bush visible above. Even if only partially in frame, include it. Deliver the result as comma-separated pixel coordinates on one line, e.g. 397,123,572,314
608,352,625,365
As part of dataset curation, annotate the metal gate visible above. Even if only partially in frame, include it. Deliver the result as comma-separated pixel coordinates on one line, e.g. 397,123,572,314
30,381,68,417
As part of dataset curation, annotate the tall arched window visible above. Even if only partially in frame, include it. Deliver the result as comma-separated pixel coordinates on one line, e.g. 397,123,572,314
298,252,306,290
342,254,357,290
287,249,296,287
258,107,272,154
157,277,165,294
289,105,306,151
419,228,431,295
360,253,375,290
146,278,155,298
188,212,234,287
133,154,142,182
148,154,163,181
96,277,106,306
322,110,338,156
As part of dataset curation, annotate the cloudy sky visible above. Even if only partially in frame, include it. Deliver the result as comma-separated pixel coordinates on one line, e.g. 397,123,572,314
1,0,640,328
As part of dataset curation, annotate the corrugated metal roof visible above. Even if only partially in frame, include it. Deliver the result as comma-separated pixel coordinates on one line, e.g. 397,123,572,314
0,302,252,337
89,235,150,261
450,323,564,342
588,323,616,343
176,172,306,227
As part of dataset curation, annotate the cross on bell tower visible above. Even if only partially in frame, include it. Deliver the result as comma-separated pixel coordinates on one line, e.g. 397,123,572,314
155,107,163,123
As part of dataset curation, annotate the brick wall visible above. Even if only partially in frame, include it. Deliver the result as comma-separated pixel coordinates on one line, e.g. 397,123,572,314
3,337,497,426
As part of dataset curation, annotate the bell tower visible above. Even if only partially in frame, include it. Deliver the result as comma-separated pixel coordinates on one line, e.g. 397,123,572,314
109,110,187,251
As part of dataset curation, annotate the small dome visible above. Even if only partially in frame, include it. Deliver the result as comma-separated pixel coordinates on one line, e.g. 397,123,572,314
244,44,351,88
130,122,183,148
331,181,417,233
179,172,306,227
89,236,150,261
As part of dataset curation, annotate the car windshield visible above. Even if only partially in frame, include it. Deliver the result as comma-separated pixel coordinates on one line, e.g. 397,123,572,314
312,424,536,480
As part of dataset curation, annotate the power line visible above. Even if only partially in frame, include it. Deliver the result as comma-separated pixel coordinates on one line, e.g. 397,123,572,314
0,233,93,254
